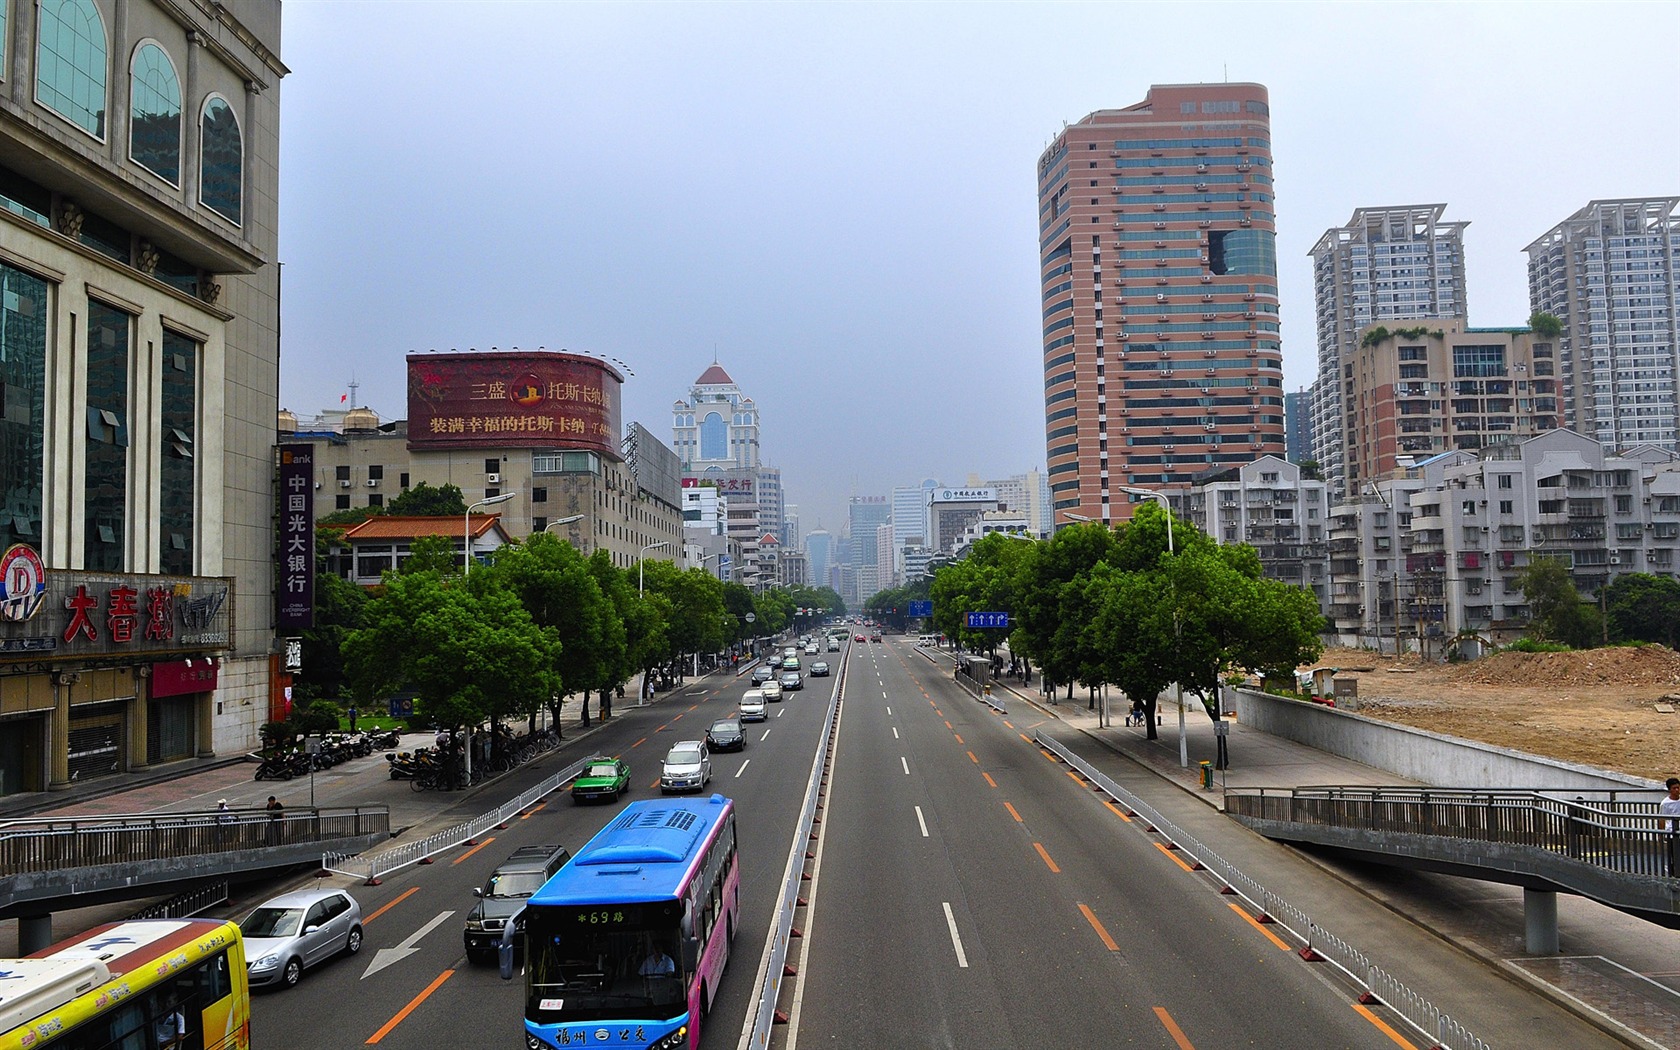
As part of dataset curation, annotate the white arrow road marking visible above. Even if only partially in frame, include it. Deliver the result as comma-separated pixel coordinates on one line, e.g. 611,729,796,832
362,910,455,979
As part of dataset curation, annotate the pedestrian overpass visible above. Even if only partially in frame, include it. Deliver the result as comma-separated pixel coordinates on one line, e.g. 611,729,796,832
1225,785,1680,951
0,805,389,950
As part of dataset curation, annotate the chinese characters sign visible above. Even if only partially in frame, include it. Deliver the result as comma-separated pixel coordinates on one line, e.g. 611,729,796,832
406,351,623,457
0,565,233,661
278,444,315,630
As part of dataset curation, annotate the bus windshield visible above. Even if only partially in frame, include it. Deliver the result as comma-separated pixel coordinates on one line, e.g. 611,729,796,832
524,906,685,1024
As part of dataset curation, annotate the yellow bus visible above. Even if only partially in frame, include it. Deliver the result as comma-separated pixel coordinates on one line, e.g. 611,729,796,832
0,918,249,1050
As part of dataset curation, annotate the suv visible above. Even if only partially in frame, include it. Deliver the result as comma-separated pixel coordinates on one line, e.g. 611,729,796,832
464,844,571,962
661,741,712,794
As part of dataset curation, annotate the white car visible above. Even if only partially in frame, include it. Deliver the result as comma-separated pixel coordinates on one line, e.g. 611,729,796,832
760,679,783,702
241,888,363,988
740,689,767,722
660,740,712,794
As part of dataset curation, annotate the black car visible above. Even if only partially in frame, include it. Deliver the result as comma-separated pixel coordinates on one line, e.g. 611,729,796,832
706,717,745,752
751,664,775,685
463,844,571,962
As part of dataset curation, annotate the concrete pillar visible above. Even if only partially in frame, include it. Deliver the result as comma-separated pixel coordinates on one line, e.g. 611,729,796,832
18,914,53,954
129,688,151,772
1524,888,1559,954
196,690,215,758
48,678,71,791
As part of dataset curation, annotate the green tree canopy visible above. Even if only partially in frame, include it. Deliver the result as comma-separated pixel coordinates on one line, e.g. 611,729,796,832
385,481,467,516
486,534,621,722
1515,557,1600,647
1605,573,1680,647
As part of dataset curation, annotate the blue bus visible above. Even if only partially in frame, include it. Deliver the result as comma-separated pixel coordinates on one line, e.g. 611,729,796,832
503,794,741,1050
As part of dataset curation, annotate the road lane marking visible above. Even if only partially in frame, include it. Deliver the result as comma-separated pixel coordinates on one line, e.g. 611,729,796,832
886,706,893,715
941,902,969,967
954,733,964,744
944,720,953,729
892,727,899,739
967,751,979,764
1155,841,1196,873
362,911,456,979
901,757,910,774
1104,800,1133,823
982,772,997,788
1019,733,1033,743
366,968,455,1042
1001,719,1015,730
1033,842,1060,873
1078,903,1118,951
914,806,929,837
1152,1007,1197,1050
451,837,495,865
1004,802,1023,822
1352,1003,1420,1048
1227,903,1291,950
362,886,420,925
735,759,751,778
632,736,648,749
519,802,546,819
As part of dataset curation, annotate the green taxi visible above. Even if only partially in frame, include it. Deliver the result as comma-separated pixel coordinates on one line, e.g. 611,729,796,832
570,756,631,803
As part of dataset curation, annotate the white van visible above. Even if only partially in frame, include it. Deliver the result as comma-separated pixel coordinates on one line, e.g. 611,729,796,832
739,689,767,722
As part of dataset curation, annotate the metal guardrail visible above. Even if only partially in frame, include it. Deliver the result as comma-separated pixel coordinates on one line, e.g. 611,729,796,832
321,759,588,884
129,881,230,920
1034,731,1493,1050
0,806,389,874
739,643,847,1049
1226,786,1678,881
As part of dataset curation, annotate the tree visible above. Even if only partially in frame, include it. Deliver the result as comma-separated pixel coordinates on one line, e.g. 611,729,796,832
590,549,661,709
385,481,467,517
487,534,620,727
1012,522,1117,705
396,533,464,577
1529,311,1563,339
639,561,728,676
1515,557,1598,647
1605,573,1680,647
293,562,367,702
343,570,561,735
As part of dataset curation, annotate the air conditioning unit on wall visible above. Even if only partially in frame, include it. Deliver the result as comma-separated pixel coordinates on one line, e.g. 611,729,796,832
487,473,501,484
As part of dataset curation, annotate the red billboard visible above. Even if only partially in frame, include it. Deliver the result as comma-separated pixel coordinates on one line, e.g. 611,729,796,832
406,351,623,455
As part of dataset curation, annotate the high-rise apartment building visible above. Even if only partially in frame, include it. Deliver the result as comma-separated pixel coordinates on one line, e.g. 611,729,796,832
1526,198,1680,450
1308,206,1469,493
805,529,833,593
847,496,892,568
1038,83,1283,525
1284,389,1314,465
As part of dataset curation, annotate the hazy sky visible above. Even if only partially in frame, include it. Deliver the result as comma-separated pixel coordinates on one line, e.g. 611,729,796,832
277,1,1680,534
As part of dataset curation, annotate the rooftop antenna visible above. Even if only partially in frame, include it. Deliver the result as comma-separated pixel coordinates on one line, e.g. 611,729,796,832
347,376,359,407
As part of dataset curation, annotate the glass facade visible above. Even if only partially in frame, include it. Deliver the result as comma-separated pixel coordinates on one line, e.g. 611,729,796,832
160,330,197,575
200,97,242,224
0,265,48,551
1210,229,1277,277
130,43,182,184
85,301,130,571
700,411,726,460
36,0,107,138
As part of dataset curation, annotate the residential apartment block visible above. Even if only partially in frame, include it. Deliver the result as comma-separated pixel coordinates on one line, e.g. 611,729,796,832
1185,457,1329,608
1526,198,1680,450
1038,83,1284,526
1309,206,1469,494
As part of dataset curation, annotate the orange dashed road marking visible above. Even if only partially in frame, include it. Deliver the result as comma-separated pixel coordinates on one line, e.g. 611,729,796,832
1033,842,1060,872
954,733,964,744
1154,841,1195,873
982,772,997,788
520,803,546,819
1227,903,1291,950
967,751,979,764
367,969,455,1044
1078,903,1118,951
1040,749,1059,762
1104,800,1133,823
1019,733,1033,743
1065,770,1085,785
1004,802,1023,822
451,837,495,865
1352,1003,1421,1049
1001,720,1015,730
1152,1007,1196,1050
631,737,647,749
944,720,953,729
362,886,419,925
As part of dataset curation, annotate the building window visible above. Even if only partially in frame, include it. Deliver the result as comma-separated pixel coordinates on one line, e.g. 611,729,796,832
368,493,384,509
700,412,727,460
335,464,350,482
129,42,181,184
199,95,242,224
336,495,350,510
400,472,410,488
484,458,499,474
159,330,196,575
532,486,547,503
0,264,48,552
368,464,383,480
36,0,108,139
85,301,131,571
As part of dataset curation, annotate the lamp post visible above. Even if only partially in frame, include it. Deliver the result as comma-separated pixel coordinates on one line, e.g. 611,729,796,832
543,513,584,536
464,491,518,574
1117,485,1186,768
637,541,670,706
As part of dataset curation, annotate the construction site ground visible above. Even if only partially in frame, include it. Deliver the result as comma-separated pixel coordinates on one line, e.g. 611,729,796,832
1306,644,1680,780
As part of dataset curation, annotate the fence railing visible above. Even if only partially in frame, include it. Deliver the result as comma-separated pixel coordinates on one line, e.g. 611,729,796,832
1035,732,1492,1050
0,806,389,875
1226,786,1677,881
321,759,588,884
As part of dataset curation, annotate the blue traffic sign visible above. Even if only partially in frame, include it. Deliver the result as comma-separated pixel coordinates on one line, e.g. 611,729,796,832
966,611,1010,628
908,600,933,618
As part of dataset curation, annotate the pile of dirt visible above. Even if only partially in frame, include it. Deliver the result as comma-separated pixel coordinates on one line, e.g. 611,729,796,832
1449,645,1680,689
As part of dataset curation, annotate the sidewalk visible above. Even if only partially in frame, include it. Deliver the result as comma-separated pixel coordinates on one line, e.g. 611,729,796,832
962,656,1680,1050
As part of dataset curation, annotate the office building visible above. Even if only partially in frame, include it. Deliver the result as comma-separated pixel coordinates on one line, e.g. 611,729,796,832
1284,388,1314,465
805,529,833,593
1347,319,1560,486
1526,198,1680,450
1309,205,1470,493
1038,83,1283,526
927,487,999,552
672,363,785,587
0,0,285,794
847,496,892,570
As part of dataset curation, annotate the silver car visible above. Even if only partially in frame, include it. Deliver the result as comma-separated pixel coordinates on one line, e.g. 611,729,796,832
241,887,363,988
660,741,712,794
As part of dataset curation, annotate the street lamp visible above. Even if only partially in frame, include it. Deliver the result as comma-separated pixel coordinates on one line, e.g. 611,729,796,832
464,491,519,574
638,540,670,595
543,513,584,535
1116,484,1186,769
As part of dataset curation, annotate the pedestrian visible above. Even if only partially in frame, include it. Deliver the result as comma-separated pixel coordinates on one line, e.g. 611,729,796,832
265,795,283,844
1661,777,1680,876
347,704,358,731
214,799,232,825
153,996,186,1049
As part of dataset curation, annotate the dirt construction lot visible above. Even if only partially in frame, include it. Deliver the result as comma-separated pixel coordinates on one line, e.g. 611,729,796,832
1306,645,1680,781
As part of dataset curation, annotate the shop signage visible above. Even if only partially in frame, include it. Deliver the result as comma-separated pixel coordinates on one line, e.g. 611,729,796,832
0,569,234,662
278,443,315,630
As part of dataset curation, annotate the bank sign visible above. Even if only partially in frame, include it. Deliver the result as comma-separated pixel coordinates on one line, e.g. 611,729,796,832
0,549,234,662
934,488,996,504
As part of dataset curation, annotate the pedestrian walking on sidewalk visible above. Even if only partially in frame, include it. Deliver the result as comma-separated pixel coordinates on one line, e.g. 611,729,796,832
1660,777,1680,876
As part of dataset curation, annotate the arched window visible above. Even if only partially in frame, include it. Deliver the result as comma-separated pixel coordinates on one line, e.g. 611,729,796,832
130,43,181,184
700,412,727,461
36,0,108,139
200,95,242,224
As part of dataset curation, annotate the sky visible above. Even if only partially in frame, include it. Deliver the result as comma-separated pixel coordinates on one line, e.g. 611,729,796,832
276,1,1680,535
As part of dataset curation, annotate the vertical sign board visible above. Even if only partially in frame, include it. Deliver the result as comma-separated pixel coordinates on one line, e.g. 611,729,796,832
277,444,315,630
